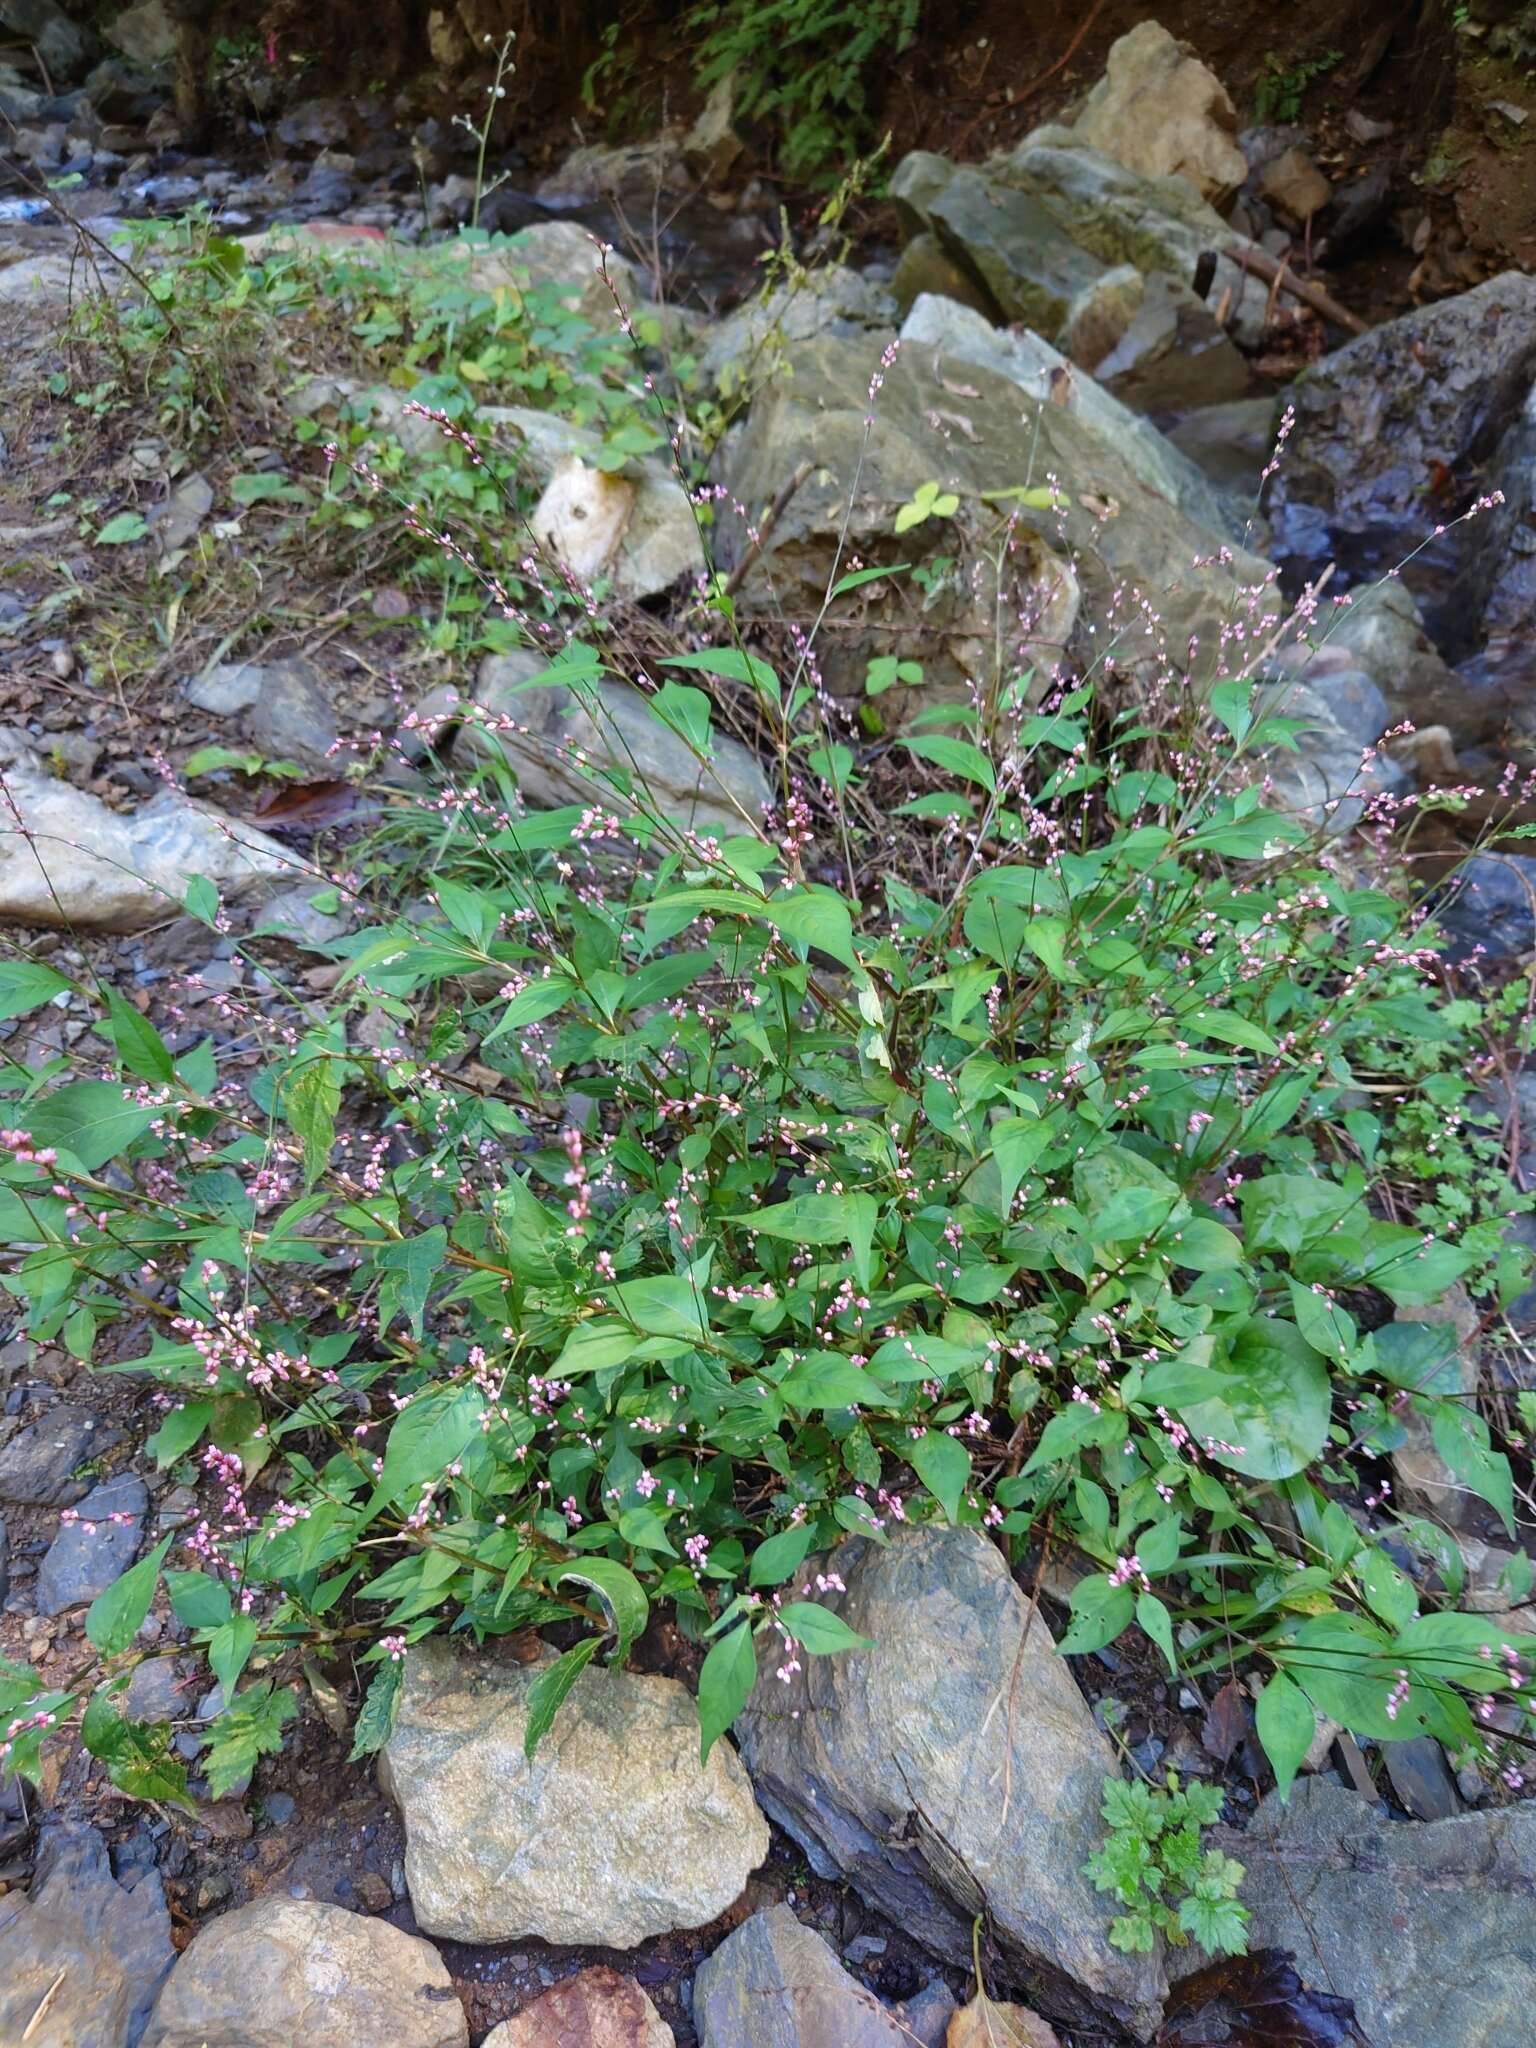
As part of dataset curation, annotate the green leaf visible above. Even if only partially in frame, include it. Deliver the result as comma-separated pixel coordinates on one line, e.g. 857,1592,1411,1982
1173,1319,1331,1481
1179,1009,1281,1057
95,510,149,544
145,1400,214,1469
166,1569,232,1630
81,1690,194,1809
102,989,176,1084
85,1535,172,1656
610,1273,709,1341
697,1620,759,1761
184,876,221,927
778,1601,874,1654
1358,1545,1418,1632
1058,1574,1135,1655
901,734,996,792
377,1384,482,1503
557,1558,649,1662
348,1659,404,1760
748,1522,816,1587
908,1429,970,1522
768,888,860,970
740,1193,877,1291
779,1351,885,1410
0,960,69,1020
373,1226,448,1339
1136,1590,1177,1675
208,1613,259,1697
230,471,306,505
992,1115,1051,1216
660,645,779,706
203,1682,298,1796
523,1636,603,1758
1430,1405,1514,1535
282,1058,340,1188
1161,1218,1243,1271
19,1080,158,1171
648,679,713,754
1254,1671,1314,1799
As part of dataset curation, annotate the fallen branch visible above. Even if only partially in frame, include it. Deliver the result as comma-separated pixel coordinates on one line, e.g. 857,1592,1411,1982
1223,245,1367,335
721,459,814,599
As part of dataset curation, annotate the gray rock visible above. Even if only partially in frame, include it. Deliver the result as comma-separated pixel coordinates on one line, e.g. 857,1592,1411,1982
0,1,89,81
890,231,997,318
0,1403,107,1504
713,330,1268,704
276,98,350,149
1270,273,1536,576
149,472,213,554
735,1528,1166,2038
1072,22,1247,204
1075,270,1251,416
1216,1778,1536,2048
37,1471,147,1613
0,1820,174,2048
1278,577,1474,740
899,293,1243,544
1435,852,1536,969
379,1637,768,1947
698,265,897,384
535,138,686,208
471,221,641,326
0,741,298,930
254,885,352,949
125,1656,185,1723
1453,381,1536,730
1167,395,1281,497
465,649,768,840
1383,1735,1461,1821
141,1896,468,2048
889,153,1103,340
244,658,339,770
693,1905,910,2048
1252,664,1408,834
104,0,177,68
185,660,264,715
893,1979,959,2048
0,1516,8,1606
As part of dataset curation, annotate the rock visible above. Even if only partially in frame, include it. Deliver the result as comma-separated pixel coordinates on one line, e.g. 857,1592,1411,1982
255,885,352,948
890,232,996,319
379,1638,768,1947
0,1,89,81
1219,1778,1536,2048
1252,663,1405,833
1278,577,1475,740
37,1472,147,1613
698,264,897,385
1435,852,1536,970
483,1966,674,2047
889,153,1103,339
141,1897,468,2048
993,128,1274,345
461,648,759,836
714,331,1266,705
1067,269,1250,414
470,220,640,325
0,252,107,305
1453,381,1536,730
1073,23,1247,203
533,458,638,584
735,1528,1166,2037
0,1403,108,1504
276,98,350,149
693,1905,911,2048
104,0,177,69
1383,1735,1460,1821
1256,145,1331,223
125,1656,185,1723
1270,273,1536,580
0,1822,173,2048
483,409,704,602
0,742,297,930
243,657,339,770
684,73,743,182
185,660,264,715
536,138,686,208
1346,110,1395,144
894,1978,959,2048
901,293,1242,544
1166,395,1280,495
0,1516,8,1607
149,471,213,554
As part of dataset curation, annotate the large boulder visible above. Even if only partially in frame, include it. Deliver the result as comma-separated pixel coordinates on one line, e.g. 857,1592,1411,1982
1268,272,1536,584
713,330,1270,703
1073,23,1245,203
0,1822,173,2048
900,293,1243,544
693,1905,912,2048
141,1897,466,2048
1218,1779,1536,2048
0,740,298,930
1452,380,1536,732
379,1637,769,1947
734,1528,1167,2038
698,265,897,388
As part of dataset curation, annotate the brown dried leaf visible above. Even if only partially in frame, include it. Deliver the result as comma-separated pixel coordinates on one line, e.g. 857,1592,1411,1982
947,1991,1061,2048
1202,1677,1248,1762
1159,1949,1371,2046
251,778,355,826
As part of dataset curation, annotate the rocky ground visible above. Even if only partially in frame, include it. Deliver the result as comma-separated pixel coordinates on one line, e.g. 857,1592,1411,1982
4,6,1536,2047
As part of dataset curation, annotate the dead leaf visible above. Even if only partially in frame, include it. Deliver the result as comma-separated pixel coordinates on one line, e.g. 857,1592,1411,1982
1159,1950,1370,2046
939,375,983,399
1202,1678,1248,1763
930,408,979,441
947,1990,1061,2048
251,778,355,826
